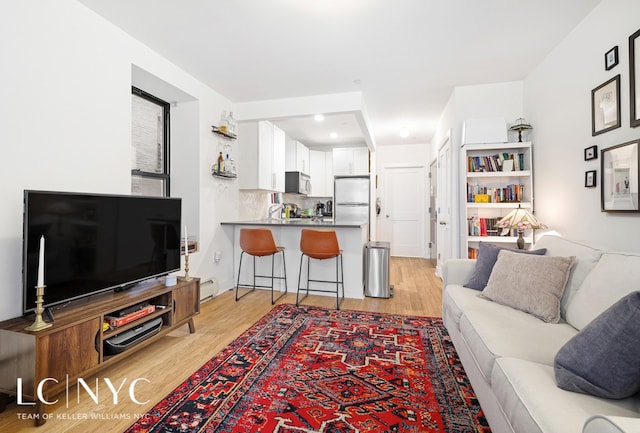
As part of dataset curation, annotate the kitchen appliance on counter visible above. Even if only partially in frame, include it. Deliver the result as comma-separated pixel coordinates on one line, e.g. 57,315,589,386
334,175,370,224
324,199,333,217
283,203,300,218
285,171,311,195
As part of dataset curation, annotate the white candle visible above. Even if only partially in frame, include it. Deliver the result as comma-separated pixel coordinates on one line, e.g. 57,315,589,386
37,235,45,287
184,226,188,257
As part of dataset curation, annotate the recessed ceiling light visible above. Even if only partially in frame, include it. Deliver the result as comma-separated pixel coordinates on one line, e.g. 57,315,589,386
399,127,410,138
330,132,338,139
314,114,325,122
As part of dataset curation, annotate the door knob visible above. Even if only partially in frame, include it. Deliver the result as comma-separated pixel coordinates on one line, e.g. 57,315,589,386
439,221,447,225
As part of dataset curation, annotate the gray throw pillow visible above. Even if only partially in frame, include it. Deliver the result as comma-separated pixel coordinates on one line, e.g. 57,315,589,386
464,242,547,290
554,291,640,399
481,251,574,323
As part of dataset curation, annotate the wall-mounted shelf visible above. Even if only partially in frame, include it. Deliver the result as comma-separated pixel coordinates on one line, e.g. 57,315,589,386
211,170,237,179
211,125,237,140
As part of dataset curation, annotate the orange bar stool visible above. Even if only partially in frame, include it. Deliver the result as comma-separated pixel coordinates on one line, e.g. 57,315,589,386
296,229,344,310
236,228,287,304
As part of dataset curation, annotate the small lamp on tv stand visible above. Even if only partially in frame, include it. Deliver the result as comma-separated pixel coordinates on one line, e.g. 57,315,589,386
496,204,548,249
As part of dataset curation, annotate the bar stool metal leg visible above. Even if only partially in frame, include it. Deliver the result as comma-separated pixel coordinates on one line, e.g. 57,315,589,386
270,249,287,304
236,251,257,301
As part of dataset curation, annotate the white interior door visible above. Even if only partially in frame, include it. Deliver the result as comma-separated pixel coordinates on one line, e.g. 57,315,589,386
380,165,425,257
436,132,452,277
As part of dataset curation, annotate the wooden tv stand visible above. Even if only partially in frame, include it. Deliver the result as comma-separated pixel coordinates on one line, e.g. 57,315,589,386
0,277,200,426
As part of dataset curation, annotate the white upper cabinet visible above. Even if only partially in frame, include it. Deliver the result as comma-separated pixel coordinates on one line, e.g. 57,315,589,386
285,140,310,175
238,120,285,191
332,147,369,175
309,150,334,197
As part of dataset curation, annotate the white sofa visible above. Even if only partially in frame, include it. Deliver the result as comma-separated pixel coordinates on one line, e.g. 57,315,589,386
442,235,640,433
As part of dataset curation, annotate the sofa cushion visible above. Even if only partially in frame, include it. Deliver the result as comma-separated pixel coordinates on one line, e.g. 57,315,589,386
584,415,640,433
481,250,575,323
555,291,640,399
463,242,547,290
492,358,640,433
566,252,640,330
459,306,577,383
442,284,495,330
534,235,603,317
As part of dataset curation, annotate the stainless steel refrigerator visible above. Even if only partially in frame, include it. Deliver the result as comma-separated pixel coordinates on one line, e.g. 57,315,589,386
334,175,370,224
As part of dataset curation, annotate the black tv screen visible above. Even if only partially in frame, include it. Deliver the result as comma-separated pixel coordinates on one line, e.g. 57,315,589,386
23,190,182,314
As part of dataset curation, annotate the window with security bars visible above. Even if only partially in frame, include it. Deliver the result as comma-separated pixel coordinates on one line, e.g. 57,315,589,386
131,87,170,196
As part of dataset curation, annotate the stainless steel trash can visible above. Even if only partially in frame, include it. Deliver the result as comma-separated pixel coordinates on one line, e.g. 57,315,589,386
364,241,393,298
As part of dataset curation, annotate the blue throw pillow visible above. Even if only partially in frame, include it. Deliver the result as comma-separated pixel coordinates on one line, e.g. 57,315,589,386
554,291,640,399
463,242,547,290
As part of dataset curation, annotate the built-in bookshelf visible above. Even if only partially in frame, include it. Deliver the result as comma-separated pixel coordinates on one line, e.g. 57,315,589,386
461,142,534,258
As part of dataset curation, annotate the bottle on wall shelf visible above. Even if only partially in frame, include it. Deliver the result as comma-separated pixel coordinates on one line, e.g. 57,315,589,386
217,152,225,173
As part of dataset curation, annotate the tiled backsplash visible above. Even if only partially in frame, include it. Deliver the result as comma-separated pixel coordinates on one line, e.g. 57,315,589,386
238,191,331,220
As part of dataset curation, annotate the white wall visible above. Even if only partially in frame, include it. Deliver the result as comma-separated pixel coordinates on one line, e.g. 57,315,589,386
525,0,640,251
0,0,237,320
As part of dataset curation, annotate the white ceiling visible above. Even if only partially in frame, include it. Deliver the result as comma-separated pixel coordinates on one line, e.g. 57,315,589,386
79,0,602,148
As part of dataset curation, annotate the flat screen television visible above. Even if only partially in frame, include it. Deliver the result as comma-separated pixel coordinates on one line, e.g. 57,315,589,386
22,190,182,314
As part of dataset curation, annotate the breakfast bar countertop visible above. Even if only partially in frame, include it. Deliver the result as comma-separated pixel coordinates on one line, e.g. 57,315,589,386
220,219,367,228
221,219,369,300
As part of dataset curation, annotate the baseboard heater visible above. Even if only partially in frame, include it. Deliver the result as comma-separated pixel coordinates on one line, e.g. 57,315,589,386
103,317,163,355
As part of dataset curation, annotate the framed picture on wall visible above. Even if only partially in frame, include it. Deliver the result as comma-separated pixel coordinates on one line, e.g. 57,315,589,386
585,170,597,188
605,46,618,70
601,140,640,212
630,28,640,127
591,75,621,136
584,145,598,161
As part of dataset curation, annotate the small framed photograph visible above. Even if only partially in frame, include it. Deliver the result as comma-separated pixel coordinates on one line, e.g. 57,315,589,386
585,170,597,188
584,145,598,161
630,28,640,127
591,75,621,136
605,46,618,70
601,140,640,211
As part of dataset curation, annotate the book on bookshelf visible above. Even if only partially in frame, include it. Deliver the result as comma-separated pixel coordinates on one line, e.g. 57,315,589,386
467,217,503,236
467,183,525,203
467,152,525,173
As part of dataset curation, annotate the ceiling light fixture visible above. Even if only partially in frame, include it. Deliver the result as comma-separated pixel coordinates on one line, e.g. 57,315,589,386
399,127,410,138
330,132,338,139
314,114,325,122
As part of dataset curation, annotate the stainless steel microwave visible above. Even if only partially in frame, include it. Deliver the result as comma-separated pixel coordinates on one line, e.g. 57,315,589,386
285,171,311,195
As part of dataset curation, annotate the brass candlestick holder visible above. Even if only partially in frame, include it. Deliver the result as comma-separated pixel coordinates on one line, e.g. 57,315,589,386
25,285,52,332
183,254,192,281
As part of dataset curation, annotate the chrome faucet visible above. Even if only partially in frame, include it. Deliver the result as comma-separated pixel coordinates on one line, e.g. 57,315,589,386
268,204,283,220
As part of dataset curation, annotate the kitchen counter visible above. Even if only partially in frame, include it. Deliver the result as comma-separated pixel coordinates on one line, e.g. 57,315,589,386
221,218,365,228
221,220,369,300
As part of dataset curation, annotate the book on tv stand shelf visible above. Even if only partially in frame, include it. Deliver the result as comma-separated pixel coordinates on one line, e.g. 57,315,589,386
105,304,156,328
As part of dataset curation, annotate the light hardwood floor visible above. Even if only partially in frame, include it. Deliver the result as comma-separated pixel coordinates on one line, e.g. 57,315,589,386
0,257,442,433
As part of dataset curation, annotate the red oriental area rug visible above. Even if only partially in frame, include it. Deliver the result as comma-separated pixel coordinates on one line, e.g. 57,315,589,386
125,304,490,433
